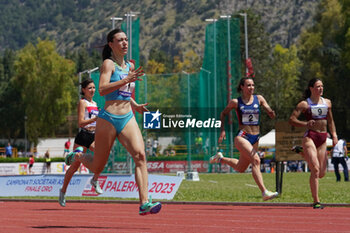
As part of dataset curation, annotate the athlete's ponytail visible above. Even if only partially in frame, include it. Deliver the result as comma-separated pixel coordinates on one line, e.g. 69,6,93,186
102,44,112,61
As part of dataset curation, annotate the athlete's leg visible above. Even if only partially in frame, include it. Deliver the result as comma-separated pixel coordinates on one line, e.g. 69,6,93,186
117,116,148,204
303,137,320,203
87,141,100,181
343,160,349,181
232,136,266,193
340,158,349,181
77,118,117,174
220,137,250,172
317,143,327,179
333,159,341,181
61,144,85,193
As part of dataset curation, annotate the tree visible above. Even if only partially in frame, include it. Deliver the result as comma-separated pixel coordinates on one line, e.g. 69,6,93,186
13,39,76,145
148,48,173,73
297,0,350,138
173,50,201,73
0,49,25,142
65,45,100,73
146,60,166,74
265,44,302,119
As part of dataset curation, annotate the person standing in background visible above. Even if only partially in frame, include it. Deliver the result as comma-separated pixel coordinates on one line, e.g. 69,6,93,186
45,150,51,174
146,139,152,157
152,139,159,157
28,155,35,174
5,142,12,158
63,138,71,157
331,138,348,182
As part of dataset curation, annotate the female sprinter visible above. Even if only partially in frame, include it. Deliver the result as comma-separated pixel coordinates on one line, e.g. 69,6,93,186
210,77,278,201
66,29,161,215
289,78,337,209
59,79,102,207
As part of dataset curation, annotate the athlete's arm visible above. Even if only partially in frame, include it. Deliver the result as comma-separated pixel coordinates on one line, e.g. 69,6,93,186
326,99,338,145
344,141,348,158
130,98,149,114
257,95,275,119
218,99,237,144
289,101,309,127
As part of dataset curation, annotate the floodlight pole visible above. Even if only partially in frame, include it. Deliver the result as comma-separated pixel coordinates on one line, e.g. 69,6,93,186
78,70,88,99
205,18,218,152
182,71,192,172
78,67,99,99
125,11,139,174
88,67,99,78
200,67,212,156
200,68,211,109
110,17,123,29
24,115,27,154
125,11,139,61
239,13,249,74
221,15,234,160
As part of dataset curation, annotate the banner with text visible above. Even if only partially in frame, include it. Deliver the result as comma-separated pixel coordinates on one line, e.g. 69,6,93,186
0,174,182,200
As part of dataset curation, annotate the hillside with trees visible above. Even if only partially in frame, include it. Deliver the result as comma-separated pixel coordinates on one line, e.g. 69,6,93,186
0,0,319,62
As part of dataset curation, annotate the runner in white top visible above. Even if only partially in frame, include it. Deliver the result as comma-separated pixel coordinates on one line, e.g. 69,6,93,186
59,79,102,207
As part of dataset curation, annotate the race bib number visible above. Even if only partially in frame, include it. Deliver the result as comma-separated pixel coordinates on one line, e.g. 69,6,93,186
242,113,259,124
311,106,328,119
90,109,99,117
119,74,135,97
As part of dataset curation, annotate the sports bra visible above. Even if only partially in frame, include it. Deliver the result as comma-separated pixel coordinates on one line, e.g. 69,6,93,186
236,95,260,125
305,97,328,120
105,61,135,101
83,98,99,129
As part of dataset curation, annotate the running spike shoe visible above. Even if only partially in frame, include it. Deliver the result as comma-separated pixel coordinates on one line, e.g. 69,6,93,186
58,188,66,207
262,190,279,201
90,178,103,195
65,146,84,165
139,196,162,216
209,152,223,164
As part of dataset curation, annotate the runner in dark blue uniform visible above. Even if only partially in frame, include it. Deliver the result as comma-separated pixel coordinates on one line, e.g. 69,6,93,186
210,77,278,201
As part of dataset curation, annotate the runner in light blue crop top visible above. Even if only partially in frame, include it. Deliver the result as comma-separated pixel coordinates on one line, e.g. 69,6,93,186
105,61,135,101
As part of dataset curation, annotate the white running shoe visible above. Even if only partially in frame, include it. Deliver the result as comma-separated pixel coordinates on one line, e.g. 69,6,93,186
58,188,66,207
209,152,223,164
90,178,103,195
262,190,278,201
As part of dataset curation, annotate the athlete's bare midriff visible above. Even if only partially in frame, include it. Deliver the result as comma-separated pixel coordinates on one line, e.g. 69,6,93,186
104,100,132,115
306,119,328,133
238,124,260,135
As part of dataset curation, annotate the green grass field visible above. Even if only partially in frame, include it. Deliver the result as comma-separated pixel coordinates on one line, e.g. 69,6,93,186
173,172,350,204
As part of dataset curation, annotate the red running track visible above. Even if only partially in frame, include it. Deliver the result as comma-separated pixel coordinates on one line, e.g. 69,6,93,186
0,201,349,233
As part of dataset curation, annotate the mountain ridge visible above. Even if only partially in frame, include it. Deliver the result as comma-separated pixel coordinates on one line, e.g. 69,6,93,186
0,0,319,61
